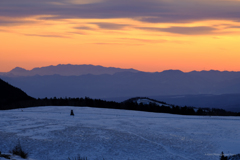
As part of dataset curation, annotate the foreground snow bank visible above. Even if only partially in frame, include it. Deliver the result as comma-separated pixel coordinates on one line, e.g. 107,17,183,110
0,106,240,160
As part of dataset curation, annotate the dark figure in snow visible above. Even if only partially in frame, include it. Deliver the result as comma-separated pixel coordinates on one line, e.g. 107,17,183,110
70,110,74,116
220,152,227,160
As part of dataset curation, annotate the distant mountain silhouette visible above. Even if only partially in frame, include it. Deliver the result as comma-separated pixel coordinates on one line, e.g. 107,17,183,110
1,70,240,98
1,66,240,111
0,64,140,76
0,78,34,109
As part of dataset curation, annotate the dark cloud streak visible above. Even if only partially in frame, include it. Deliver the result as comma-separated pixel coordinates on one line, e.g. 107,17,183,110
91,22,129,30
74,26,95,30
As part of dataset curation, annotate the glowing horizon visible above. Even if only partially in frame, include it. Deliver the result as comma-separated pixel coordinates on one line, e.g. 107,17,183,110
1,0,240,72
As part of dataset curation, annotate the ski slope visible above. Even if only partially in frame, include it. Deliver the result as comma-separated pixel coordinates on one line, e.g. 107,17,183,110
0,106,239,160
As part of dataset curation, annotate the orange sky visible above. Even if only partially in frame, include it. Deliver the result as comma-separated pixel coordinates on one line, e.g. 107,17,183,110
1,0,240,72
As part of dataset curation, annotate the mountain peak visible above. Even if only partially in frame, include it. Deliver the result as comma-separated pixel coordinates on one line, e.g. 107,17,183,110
10,67,27,72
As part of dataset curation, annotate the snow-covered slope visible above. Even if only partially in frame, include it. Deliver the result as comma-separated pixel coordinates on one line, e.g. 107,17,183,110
135,98,170,107
0,106,239,160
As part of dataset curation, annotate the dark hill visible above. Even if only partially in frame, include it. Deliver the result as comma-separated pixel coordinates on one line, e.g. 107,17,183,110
0,78,34,109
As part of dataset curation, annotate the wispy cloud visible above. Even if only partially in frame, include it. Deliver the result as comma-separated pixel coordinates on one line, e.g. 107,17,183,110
91,22,130,30
69,31,89,35
91,42,143,46
74,26,95,30
139,26,217,35
227,25,240,29
119,38,188,44
24,33,71,38
119,38,168,43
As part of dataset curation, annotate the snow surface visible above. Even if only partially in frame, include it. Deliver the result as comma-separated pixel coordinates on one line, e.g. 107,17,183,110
0,106,240,160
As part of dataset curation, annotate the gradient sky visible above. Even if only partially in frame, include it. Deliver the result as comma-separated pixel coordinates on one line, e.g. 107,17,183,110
1,0,240,72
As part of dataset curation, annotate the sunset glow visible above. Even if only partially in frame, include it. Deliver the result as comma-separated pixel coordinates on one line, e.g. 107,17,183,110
1,0,240,72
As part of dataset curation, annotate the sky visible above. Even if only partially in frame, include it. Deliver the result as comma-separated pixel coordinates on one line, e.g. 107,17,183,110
1,0,240,72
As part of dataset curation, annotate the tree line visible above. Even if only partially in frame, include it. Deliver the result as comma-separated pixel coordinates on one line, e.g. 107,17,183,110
1,97,240,116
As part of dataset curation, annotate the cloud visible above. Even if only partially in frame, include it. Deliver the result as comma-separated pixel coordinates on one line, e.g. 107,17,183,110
0,29,7,32
227,26,240,29
0,19,35,26
1,0,240,24
69,31,89,35
139,26,217,35
119,38,188,44
24,33,71,38
74,23,130,31
74,26,95,31
91,42,142,45
119,38,168,43
91,22,129,30
162,26,216,35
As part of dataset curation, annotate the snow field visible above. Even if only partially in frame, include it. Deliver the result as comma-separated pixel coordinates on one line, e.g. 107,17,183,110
0,106,240,160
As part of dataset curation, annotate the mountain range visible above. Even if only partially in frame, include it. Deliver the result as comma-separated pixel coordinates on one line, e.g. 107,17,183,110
1,69,240,98
1,64,240,111
0,64,139,77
